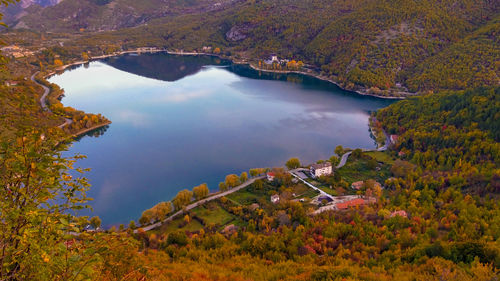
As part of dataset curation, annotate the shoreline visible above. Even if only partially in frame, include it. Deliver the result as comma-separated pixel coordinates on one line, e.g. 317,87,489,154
246,64,408,100
71,120,112,138
46,48,409,100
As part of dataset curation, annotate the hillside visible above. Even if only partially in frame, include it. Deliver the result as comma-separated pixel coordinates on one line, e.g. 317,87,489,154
0,0,60,24
16,0,243,31
18,0,499,96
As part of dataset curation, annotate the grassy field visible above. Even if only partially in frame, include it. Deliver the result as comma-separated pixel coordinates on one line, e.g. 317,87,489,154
338,155,392,184
226,189,262,205
364,151,396,165
192,204,235,226
158,216,204,234
319,187,338,196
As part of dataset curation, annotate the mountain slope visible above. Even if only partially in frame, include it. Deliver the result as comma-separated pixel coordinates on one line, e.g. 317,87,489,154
16,0,242,31
12,0,500,94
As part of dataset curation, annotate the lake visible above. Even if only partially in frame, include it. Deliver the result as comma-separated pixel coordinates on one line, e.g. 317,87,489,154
48,53,395,226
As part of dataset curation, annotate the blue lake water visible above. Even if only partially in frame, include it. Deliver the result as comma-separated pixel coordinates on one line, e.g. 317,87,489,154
48,53,394,226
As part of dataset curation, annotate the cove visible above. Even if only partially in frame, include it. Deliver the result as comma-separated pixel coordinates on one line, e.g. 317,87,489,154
48,53,395,226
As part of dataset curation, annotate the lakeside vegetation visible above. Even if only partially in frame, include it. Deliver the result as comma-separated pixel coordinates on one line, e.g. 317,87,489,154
0,0,499,280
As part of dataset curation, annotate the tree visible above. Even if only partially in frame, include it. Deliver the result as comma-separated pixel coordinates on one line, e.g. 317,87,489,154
329,155,340,166
90,216,102,229
219,182,228,192
352,148,363,158
154,201,172,220
240,172,248,183
249,169,259,178
0,130,94,280
54,59,64,67
129,220,136,230
193,183,209,200
172,189,193,210
139,209,154,225
335,145,344,156
285,157,301,169
225,174,240,188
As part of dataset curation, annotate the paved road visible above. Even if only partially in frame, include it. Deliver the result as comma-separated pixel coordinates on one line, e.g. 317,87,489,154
336,151,352,169
289,171,333,200
136,176,265,232
31,72,50,111
31,72,73,128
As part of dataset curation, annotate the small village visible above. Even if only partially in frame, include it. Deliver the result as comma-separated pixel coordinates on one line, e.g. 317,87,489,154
139,146,409,237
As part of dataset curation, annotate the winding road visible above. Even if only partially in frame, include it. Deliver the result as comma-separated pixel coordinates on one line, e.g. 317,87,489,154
135,176,265,232
31,71,73,128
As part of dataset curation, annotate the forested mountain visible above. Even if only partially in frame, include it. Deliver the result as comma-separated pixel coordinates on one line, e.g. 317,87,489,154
0,0,60,24
16,0,499,95
15,0,242,31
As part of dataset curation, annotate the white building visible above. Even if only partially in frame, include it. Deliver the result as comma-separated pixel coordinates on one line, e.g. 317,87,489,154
310,163,333,178
266,172,275,182
271,194,280,204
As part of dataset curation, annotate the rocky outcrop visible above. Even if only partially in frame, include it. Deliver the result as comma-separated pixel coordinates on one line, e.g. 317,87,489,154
225,24,254,42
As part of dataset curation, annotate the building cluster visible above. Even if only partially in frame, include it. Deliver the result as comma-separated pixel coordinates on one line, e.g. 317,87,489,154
263,54,291,66
1,45,35,58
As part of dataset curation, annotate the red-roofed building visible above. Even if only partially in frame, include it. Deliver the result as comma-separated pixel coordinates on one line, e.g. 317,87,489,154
266,172,275,182
336,198,366,210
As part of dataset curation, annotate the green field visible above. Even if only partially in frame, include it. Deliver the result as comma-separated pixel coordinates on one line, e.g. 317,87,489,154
364,151,396,165
159,216,204,234
338,155,392,184
192,205,235,226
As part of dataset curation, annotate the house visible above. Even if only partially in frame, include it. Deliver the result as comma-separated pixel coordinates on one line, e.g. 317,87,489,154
266,172,275,182
390,210,408,218
271,194,280,204
310,162,333,178
336,198,367,210
390,135,399,144
5,80,19,87
351,181,364,190
270,53,278,62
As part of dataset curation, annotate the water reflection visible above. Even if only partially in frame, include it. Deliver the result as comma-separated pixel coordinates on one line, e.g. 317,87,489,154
48,53,395,226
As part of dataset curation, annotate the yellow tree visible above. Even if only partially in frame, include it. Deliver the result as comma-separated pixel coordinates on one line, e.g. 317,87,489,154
193,183,209,200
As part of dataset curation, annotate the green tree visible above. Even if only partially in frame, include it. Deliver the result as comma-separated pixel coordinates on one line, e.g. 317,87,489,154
249,169,259,177
129,220,136,230
0,131,94,280
285,157,301,169
90,216,102,229
335,145,344,156
329,155,340,166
